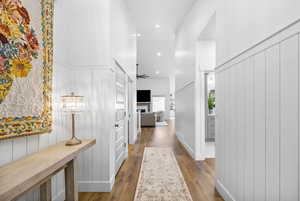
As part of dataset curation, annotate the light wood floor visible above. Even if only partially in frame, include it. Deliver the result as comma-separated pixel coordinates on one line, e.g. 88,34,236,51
79,121,224,201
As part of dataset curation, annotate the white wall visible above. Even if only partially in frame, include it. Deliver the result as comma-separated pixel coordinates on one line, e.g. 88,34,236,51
175,0,216,89
111,0,137,80
0,0,136,200
174,0,216,160
137,78,170,120
217,0,300,66
54,0,111,67
216,1,300,200
197,41,216,70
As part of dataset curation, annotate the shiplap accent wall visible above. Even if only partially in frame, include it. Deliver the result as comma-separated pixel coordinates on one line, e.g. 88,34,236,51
216,22,300,201
0,66,115,201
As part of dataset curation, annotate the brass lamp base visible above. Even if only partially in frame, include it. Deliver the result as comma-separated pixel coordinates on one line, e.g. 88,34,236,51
65,113,82,146
65,137,82,146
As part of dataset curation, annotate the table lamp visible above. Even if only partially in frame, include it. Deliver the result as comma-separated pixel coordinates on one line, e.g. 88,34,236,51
61,92,85,146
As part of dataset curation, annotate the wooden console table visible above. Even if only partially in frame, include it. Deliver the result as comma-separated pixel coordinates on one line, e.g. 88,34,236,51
0,139,96,201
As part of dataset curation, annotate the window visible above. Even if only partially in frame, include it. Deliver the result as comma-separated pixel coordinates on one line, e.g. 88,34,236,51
152,96,166,112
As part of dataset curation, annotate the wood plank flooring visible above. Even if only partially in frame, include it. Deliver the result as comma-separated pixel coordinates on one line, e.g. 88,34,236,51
79,121,224,201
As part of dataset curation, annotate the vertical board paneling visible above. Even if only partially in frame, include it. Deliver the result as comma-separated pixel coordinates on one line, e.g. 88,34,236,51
244,57,254,201
0,140,12,166
232,65,238,200
218,71,224,184
299,35,300,201
228,68,234,196
215,71,221,184
280,35,299,201
241,61,247,201
12,138,27,160
13,138,27,201
236,63,244,201
222,70,226,184
265,45,280,201
253,52,266,201
26,136,39,201
224,69,229,189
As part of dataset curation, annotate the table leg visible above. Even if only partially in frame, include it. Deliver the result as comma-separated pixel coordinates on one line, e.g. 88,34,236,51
65,159,78,201
40,179,52,201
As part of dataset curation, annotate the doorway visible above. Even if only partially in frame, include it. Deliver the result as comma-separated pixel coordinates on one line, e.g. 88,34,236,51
205,72,215,142
204,72,216,158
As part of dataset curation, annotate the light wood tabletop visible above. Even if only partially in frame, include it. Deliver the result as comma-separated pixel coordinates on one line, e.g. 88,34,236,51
0,139,96,201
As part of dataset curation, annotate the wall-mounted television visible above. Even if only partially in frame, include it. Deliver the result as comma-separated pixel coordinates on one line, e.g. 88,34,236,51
137,90,151,102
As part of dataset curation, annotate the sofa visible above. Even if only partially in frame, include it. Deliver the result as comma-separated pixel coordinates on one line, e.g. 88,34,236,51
141,112,156,127
155,111,165,122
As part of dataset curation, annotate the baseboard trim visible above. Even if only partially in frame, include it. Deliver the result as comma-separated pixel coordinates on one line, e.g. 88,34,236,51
176,132,195,159
78,176,115,192
53,190,65,201
216,179,235,201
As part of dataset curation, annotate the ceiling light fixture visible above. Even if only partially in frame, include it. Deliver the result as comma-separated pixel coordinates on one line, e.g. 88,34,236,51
156,52,162,57
136,33,141,37
155,70,160,74
155,24,161,29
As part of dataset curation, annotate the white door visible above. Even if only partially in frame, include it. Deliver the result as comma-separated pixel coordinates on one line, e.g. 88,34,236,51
127,79,134,144
115,64,128,174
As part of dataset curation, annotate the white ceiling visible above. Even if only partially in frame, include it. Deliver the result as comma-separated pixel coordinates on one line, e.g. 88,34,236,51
125,0,196,78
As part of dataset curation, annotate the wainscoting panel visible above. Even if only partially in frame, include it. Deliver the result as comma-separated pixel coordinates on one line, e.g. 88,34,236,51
244,57,254,201
216,22,300,201
254,51,266,201
265,45,280,201
176,82,196,158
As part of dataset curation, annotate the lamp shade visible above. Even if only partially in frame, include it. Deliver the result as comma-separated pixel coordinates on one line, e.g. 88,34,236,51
61,93,85,113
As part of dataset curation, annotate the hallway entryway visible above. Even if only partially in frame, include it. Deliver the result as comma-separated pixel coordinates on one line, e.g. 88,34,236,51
79,122,224,201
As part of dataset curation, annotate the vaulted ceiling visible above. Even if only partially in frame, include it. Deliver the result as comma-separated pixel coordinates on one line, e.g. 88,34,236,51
125,0,196,78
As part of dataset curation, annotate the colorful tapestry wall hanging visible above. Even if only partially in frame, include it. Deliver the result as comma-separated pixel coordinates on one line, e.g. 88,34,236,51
0,0,53,140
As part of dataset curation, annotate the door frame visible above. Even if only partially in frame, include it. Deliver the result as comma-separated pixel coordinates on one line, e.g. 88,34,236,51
114,61,129,174
195,68,215,161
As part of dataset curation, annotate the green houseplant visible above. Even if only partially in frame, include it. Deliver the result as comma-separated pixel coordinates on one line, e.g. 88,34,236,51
208,92,215,113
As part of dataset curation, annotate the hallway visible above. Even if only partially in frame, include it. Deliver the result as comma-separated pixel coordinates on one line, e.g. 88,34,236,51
79,122,224,201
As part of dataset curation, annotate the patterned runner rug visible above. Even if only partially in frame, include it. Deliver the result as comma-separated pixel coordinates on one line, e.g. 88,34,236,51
134,147,193,201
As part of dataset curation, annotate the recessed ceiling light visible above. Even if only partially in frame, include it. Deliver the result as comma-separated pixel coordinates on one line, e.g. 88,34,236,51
155,24,161,29
155,70,160,74
156,52,162,57
136,33,141,37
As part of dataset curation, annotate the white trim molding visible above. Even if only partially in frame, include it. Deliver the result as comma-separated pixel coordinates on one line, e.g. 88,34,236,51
53,191,65,201
78,175,115,192
176,132,195,159
216,180,235,201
